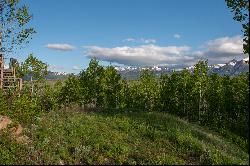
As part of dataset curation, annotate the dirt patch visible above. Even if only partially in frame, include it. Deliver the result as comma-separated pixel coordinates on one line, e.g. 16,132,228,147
0,116,12,130
11,124,23,136
0,115,29,144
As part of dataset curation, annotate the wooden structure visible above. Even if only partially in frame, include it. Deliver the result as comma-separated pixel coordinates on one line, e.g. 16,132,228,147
0,54,22,91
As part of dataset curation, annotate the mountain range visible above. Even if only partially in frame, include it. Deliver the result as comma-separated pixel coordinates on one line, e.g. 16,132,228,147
115,57,249,80
46,57,249,80
207,57,249,76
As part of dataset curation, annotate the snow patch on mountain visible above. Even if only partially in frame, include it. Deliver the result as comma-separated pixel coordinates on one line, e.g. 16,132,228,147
115,57,249,79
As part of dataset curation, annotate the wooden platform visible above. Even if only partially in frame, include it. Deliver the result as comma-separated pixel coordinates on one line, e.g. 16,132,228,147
0,54,22,91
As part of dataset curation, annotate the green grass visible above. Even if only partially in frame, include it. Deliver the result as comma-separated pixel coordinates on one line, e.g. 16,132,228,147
0,108,249,165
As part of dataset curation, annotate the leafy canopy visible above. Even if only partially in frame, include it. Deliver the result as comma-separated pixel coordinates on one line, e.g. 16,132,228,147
226,0,249,54
0,0,35,53
17,54,48,81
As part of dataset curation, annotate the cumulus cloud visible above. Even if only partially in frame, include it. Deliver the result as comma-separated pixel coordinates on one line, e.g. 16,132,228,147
85,44,193,66
84,35,243,67
174,34,181,39
197,35,244,64
46,44,76,51
123,38,156,44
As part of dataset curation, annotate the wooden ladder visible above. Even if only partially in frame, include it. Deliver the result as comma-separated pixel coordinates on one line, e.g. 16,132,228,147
0,54,22,91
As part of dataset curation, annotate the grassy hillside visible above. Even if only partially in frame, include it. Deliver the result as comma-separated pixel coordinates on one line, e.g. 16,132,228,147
0,108,249,165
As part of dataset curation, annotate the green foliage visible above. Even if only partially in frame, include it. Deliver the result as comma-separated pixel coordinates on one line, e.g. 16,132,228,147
51,59,249,148
0,132,32,165
16,54,48,81
117,80,130,110
138,70,159,111
225,0,249,54
37,83,58,112
1,56,51,125
125,70,159,111
0,58,248,164
0,0,36,53
57,75,81,107
79,59,104,108
0,90,7,112
10,92,40,124
193,60,209,123
101,66,122,109
1,86,41,125
0,110,248,165
158,60,248,150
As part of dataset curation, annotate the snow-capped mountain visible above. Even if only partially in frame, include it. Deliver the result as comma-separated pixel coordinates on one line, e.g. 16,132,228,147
45,58,249,80
114,66,170,72
48,71,69,76
115,57,249,79
208,58,249,76
44,71,73,80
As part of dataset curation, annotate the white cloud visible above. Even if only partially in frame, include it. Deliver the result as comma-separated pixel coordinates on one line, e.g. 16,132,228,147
72,65,82,70
46,44,76,51
48,64,65,70
85,44,193,66
140,38,156,44
197,35,244,64
174,34,181,39
123,38,157,44
84,35,244,67
123,38,136,42
205,35,243,55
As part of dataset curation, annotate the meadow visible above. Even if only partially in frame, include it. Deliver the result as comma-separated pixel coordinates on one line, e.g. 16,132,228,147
0,107,249,165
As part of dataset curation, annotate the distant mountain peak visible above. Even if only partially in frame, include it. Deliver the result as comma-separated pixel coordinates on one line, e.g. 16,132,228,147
208,57,249,76
116,57,249,79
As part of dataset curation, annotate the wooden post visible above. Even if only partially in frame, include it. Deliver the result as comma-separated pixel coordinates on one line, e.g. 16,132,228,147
19,78,23,90
31,76,34,94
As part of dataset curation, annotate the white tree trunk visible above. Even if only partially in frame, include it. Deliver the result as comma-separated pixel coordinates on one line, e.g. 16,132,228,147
198,83,201,124
31,76,34,95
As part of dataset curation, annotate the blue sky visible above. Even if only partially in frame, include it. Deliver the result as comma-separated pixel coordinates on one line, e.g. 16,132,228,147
11,0,246,73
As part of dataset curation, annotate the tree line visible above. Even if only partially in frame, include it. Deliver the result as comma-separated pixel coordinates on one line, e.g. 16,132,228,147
58,59,249,140
0,0,248,153
0,57,249,151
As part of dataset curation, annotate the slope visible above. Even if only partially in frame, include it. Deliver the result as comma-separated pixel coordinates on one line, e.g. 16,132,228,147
0,108,249,165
